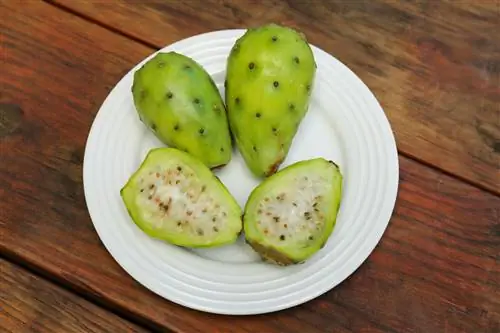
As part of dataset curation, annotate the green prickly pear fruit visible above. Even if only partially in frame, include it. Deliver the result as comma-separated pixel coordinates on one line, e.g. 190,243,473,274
120,147,242,248
132,52,232,169
225,24,316,177
243,158,342,265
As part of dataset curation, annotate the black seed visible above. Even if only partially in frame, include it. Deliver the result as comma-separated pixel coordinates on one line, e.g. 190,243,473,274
173,124,179,131
289,103,295,111
293,56,300,64
184,65,191,70
280,235,285,241
140,189,144,193
149,184,154,189
253,145,257,152
313,202,318,207
306,84,311,92
273,216,280,222
224,80,227,88
256,112,261,118
166,92,173,99
148,195,153,200
187,211,193,216
199,128,205,135
292,202,297,207
177,166,182,171
213,226,219,232
193,98,200,104
309,236,314,241
273,81,279,88
220,147,224,152
272,36,278,42
272,127,277,134
212,217,217,222
151,123,157,131
177,221,182,226
175,180,180,185
304,211,311,218
235,97,240,104
248,62,255,69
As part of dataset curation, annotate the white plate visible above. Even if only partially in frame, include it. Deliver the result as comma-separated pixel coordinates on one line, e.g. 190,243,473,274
83,29,399,315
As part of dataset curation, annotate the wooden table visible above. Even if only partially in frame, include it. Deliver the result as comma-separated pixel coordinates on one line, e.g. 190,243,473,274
1,1,498,332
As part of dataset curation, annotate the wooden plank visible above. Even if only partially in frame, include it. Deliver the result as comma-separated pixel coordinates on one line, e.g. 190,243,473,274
0,259,147,333
1,1,499,333
48,0,500,194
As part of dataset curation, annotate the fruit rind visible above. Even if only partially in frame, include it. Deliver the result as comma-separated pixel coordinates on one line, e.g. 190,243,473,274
120,147,242,248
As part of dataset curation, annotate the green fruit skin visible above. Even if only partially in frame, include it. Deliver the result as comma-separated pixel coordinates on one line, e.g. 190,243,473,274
132,52,232,169
225,24,316,177
243,158,342,265
120,147,242,248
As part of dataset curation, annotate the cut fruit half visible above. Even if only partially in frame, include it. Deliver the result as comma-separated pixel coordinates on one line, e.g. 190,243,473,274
120,147,242,247
243,158,343,265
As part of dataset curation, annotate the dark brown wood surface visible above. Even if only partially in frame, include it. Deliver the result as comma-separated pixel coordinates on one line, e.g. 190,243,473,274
0,259,147,333
1,1,499,333
49,0,500,194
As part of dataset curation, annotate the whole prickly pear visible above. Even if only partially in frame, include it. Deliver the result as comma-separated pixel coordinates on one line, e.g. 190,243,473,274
132,52,232,169
243,158,343,265
121,147,242,247
225,24,316,177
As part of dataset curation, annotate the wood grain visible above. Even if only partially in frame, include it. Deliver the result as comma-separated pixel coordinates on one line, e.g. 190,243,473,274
49,0,500,194
0,259,147,333
1,1,499,333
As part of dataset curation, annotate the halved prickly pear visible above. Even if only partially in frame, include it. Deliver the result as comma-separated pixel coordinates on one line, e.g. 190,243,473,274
243,158,342,265
132,51,232,169
225,24,316,177
120,148,242,247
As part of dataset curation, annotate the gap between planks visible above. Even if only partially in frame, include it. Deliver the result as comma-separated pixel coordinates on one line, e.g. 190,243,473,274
42,0,500,198
0,249,170,333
